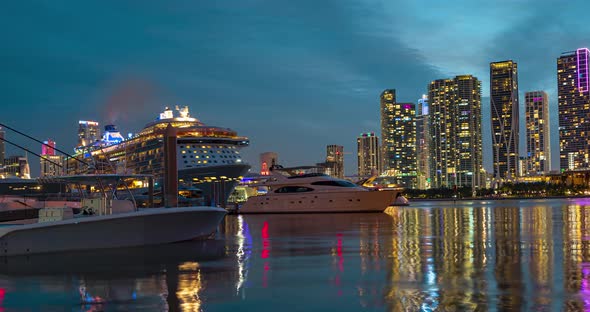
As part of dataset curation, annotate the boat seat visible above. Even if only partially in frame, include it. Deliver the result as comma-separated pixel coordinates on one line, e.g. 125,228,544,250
111,200,135,214
38,207,74,223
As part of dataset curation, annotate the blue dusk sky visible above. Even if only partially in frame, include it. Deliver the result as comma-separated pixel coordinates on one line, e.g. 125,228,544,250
2,0,590,177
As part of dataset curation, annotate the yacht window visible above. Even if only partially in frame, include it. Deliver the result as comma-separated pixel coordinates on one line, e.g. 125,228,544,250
310,180,357,187
274,186,314,193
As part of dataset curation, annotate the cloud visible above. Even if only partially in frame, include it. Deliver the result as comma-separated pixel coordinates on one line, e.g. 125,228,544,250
4,0,584,176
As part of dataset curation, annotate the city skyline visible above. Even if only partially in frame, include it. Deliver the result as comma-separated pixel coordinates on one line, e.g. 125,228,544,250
2,1,589,176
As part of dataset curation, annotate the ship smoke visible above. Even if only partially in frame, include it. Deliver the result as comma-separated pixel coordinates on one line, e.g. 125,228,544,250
102,78,155,125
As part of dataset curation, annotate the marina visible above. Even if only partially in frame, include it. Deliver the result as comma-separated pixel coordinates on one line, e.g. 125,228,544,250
3,2,590,310
0,199,589,310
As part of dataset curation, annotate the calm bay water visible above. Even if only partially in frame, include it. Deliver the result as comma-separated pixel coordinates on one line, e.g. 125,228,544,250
2,198,590,311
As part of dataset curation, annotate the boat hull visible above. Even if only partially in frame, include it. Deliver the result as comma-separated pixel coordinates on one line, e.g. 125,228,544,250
238,189,398,214
0,207,227,256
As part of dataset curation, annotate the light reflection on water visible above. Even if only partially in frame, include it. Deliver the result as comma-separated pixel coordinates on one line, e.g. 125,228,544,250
3,199,590,310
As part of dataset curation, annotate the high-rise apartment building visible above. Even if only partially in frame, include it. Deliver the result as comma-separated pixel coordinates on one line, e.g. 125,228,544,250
380,89,417,187
326,145,344,179
42,139,56,156
40,139,63,177
0,127,4,165
490,60,519,180
428,75,483,189
77,120,100,148
1,155,30,179
558,48,590,171
260,152,278,175
525,91,551,174
416,95,430,189
357,132,380,178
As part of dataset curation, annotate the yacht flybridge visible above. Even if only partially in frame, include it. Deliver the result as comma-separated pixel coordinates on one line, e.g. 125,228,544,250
237,168,399,214
0,174,226,256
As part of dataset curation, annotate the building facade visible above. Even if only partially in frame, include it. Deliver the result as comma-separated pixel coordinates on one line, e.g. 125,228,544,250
1,156,30,179
40,139,63,177
260,152,278,175
428,75,483,189
558,48,590,171
325,145,344,179
357,132,381,178
0,127,4,165
77,120,100,148
380,89,417,187
525,91,551,175
490,60,520,181
416,95,431,189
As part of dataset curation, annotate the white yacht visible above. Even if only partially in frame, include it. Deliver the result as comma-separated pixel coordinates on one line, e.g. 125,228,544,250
237,169,399,214
0,174,226,256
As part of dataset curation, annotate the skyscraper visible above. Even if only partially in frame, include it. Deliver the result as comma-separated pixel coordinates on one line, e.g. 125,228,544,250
0,127,4,166
2,156,30,179
428,75,483,189
77,120,100,148
416,95,430,189
42,139,56,156
380,89,417,187
326,145,344,178
357,132,380,178
558,48,590,171
40,139,63,177
490,60,519,181
525,91,551,174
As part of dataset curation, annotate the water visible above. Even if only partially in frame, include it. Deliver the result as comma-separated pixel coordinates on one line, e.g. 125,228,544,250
1,198,590,311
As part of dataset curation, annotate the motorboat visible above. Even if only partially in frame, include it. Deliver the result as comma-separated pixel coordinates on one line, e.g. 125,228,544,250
0,174,226,256
237,168,399,214
358,175,408,206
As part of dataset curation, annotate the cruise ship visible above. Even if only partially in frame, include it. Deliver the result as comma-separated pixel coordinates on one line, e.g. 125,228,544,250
66,106,250,207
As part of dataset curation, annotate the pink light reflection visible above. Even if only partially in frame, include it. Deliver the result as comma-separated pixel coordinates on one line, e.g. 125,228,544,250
261,221,270,259
261,221,271,288
0,288,4,312
580,263,590,311
337,233,344,272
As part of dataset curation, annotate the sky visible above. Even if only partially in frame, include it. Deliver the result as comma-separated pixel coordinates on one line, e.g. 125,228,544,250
2,0,590,177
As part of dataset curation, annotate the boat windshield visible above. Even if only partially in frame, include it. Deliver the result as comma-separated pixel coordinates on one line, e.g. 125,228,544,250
286,173,329,179
310,180,357,187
